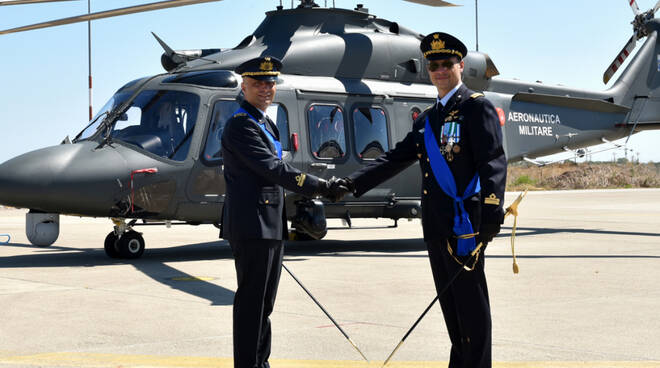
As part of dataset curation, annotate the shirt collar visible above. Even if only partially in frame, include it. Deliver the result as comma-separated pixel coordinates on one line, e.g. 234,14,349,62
436,82,463,107
241,100,268,122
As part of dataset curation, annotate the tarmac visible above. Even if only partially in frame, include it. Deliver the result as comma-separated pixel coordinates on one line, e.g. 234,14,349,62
0,189,659,368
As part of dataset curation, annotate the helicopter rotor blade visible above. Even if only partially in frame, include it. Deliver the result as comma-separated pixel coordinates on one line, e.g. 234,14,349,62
402,0,460,7
0,0,221,36
0,0,76,5
603,34,638,84
628,0,642,15
653,0,660,15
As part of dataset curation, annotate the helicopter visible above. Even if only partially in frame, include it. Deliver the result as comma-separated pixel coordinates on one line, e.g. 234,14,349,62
1,0,659,258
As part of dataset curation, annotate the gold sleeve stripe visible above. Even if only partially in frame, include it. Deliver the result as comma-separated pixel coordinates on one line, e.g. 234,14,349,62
484,193,501,205
295,173,306,187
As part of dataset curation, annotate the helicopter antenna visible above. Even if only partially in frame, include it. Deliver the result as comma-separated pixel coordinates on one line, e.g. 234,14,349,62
475,0,479,51
87,0,92,121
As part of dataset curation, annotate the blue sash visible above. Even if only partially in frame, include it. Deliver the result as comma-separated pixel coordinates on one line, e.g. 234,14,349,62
234,107,282,160
424,117,480,256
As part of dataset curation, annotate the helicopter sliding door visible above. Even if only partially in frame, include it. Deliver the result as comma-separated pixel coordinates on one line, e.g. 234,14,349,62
299,99,354,181
296,92,398,206
345,102,397,204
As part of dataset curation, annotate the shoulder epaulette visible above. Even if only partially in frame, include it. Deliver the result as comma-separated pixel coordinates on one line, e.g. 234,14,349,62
233,112,247,117
470,93,484,99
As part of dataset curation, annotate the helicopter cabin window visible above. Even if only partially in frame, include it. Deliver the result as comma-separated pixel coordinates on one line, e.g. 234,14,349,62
307,104,346,159
266,103,290,151
108,90,200,161
203,100,240,163
352,106,389,159
203,101,289,164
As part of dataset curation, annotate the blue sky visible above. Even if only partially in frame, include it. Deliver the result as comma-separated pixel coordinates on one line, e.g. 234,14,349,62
1,0,659,163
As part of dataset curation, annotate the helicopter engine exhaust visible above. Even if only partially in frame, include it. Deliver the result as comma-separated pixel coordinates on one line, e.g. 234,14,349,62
462,52,500,92
160,48,222,72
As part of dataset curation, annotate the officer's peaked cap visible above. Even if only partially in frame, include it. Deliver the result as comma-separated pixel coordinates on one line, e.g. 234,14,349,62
420,32,467,61
235,56,282,81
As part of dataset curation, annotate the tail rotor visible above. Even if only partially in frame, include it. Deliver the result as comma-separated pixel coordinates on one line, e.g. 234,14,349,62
630,0,642,15
603,0,660,84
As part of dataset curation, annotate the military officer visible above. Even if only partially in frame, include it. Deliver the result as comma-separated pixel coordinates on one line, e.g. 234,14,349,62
220,56,348,368
340,33,507,368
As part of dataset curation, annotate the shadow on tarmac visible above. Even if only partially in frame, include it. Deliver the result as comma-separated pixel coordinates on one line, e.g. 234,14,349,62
502,225,660,238
1,224,658,268
1,225,658,304
0,241,237,306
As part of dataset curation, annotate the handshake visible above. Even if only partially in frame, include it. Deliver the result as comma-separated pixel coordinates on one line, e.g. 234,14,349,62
318,177,354,203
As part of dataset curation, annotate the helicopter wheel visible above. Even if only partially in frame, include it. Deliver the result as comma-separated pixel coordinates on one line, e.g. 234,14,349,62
104,232,121,258
117,230,145,259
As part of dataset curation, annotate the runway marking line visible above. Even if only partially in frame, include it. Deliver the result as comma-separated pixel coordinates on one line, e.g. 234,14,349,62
0,352,659,368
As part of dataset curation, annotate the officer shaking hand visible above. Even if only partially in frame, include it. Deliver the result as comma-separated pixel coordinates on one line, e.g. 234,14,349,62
338,33,507,368
220,56,348,368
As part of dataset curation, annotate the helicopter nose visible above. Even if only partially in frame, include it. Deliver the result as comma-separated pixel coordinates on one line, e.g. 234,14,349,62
0,144,83,210
0,142,125,214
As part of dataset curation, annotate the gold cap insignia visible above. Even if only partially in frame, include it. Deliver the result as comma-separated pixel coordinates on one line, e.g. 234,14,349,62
260,60,274,72
484,193,501,206
431,34,445,51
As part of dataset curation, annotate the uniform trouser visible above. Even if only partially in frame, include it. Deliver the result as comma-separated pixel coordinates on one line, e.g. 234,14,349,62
229,239,284,368
427,238,491,368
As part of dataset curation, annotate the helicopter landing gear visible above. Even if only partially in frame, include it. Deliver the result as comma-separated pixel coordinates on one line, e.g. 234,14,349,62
104,232,120,258
104,218,145,259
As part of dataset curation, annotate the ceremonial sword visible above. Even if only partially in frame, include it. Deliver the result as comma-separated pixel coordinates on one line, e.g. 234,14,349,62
382,190,528,367
282,263,370,362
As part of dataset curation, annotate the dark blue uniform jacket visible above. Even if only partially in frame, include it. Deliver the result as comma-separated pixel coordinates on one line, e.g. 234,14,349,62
221,101,322,241
349,84,507,240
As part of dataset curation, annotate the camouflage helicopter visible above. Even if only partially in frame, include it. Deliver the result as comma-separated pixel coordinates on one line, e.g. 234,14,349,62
0,0,659,259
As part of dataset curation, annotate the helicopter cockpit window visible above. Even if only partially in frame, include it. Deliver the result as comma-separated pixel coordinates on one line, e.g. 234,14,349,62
307,104,346,159
75,92,131,141
203,101,289,164
352,106,389,159
98,90,200,160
